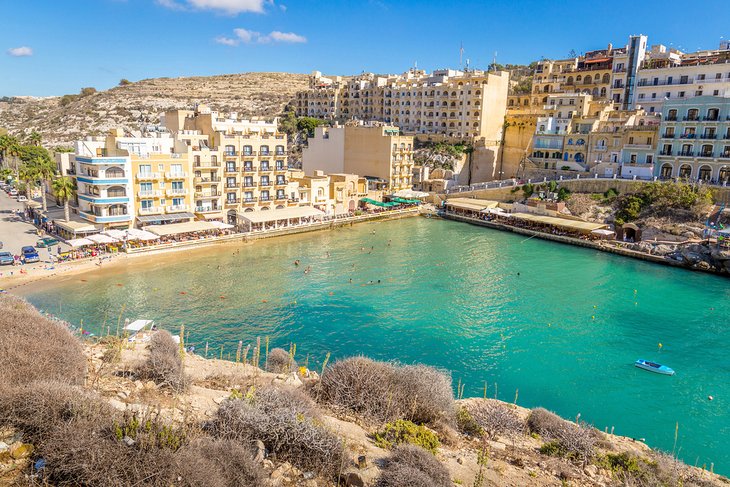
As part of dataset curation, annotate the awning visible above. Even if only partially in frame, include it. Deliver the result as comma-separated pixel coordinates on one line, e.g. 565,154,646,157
102,229,128,239
445,198,499,212
584,57,611,64
511,213,608,233
196,212,224,220
209,221,235,230
144,220,219,237
238,206,325,224
124,319,154,333
136,212,195,224
126,228,160,241
66,238,95,248
393,189,429,198
86,234,119,244
591,229,616,236
54,220,98,234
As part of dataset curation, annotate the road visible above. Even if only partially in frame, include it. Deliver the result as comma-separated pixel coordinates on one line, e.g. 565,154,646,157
0,191,44,257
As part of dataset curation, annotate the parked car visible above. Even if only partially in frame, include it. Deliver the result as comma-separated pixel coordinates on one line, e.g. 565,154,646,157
36,237,59,248
16,195,27,202
0,252,14,266
21,246,40,263
9,189,18,197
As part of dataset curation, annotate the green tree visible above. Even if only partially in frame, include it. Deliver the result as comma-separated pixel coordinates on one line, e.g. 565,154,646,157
28,131,41,146
80,87,97,97
0,134,20,169
33,156,57,212
52,176,77,222
119,79,131,86
296,117,323,138
18,145,54,210
522,183,534,199
18,163,39,198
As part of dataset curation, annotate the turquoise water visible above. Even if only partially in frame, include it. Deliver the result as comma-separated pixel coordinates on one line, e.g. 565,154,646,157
21,218,730,473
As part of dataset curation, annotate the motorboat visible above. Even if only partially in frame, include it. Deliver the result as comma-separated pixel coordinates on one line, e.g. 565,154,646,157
635,359,675,375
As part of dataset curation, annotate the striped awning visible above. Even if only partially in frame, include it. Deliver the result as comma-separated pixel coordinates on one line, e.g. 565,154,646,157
136,212,195,223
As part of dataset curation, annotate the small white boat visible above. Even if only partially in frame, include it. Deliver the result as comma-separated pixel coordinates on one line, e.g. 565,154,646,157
635,359,675,375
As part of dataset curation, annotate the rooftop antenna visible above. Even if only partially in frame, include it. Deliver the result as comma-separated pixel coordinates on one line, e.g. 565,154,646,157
492,51,498,70
459,42,464,69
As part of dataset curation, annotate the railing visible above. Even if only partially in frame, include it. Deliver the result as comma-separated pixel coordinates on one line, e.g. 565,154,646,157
259,196,272,202
243,197,257,203
194,192,220,198
274,194,287,200
138,206,161,214
195,206,220,213
259,181,272,187
242,151,257,157
138,190,161,198
275,180,288,186
259,166,272,171
225,199,240,205
679,151,694,157
193,162,221,168
660,151,673,156
661,133,675,139
136,172,161,180
224,166,238,173
166,205,188,213
243,165,256,172
682,116,699,121
224,151,238,157
242,182,256,188
166,189,188,196
165,172,187,179
699,135,717,140
225,183,238,189
699,152,714,158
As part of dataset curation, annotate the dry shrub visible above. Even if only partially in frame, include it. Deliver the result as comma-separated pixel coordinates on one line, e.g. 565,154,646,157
211,386,346,477
317,357,454,425
0,294,86,387
175,437,267,487
137,330,188,392
266,347,296,373
528,408,595,460
0,381,113,447
377,445,451,487
463,399,525,440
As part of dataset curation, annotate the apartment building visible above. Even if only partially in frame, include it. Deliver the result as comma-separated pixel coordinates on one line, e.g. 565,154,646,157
655,97,730,183
296,68,509,141
531,36,730,115
163,107,294,224
618,114,661,180
302,123,414,192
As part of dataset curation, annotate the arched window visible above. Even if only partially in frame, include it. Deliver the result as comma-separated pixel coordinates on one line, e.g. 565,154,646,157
687,109,699,121
106,166,125,178
260,145,270,155
211,155,217,163
225,145,235,155
567,76,574,85
106,185,126,197
660,164,673,179
575,153,585,163
275,145,285,155
600,87,607,97
585,75,592,84
602,73,610,84
667,109,678,120
679,164,692,178
243,145,253,155
698,165,712,180
701,145,713,157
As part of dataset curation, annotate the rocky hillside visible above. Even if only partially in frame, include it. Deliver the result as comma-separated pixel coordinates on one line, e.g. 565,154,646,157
0,72,309,147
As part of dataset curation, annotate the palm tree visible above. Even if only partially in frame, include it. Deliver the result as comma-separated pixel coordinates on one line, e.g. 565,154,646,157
0,134,20,171
18,163,39,198
52,176,76,222
28,131,42,147
32,156,57,212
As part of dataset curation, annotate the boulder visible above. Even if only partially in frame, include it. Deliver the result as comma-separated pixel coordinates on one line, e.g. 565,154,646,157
340,471,365,487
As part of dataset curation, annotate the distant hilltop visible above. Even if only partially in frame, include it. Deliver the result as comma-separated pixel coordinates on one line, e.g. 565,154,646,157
0,72,310,147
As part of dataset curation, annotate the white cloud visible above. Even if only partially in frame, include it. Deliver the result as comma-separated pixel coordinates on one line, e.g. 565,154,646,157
7,46,33,57
157,0,266,14
265,31,305,43
215,36,239,46
215,28,306,46
233,28,258,43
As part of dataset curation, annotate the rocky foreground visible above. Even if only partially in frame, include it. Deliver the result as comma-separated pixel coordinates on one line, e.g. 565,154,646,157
1,294,728,487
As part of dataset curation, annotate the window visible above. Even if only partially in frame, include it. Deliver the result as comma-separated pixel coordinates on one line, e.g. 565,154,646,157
679,91,685,98
141,200,153,209
139,164,151,175
172,198,183,206
638,94,645,99
646,155,653,164
171,164,182,175
140,182,152,192
697,74,705,81
630,154,637,163
695,90,703,96
171,181,184,190
714,90,720,96
651,93,657,99
260,145,270,155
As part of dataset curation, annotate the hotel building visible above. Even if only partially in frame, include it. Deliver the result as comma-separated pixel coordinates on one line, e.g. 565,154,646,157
655,96,730,183
302,123,414,192
295,68,509,142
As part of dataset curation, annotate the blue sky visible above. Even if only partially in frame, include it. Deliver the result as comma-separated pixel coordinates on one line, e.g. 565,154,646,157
1,0,728,97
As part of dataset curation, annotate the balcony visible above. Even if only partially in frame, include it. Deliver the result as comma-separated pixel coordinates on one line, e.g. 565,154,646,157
193,162,221,169
274,166,287,173
195,206,221,213
138,206,162,215
224,166,239,173
287,197,300,204
258,152,272,158
660,150,673,156
259,165,273,172
80,211,131,223
682,116,699,121
259,181,272,188
165,172,187,179
679,134,696,139
224,151,238,157
242,197,257,204
700,134,717,140
720,152,730,159
138,190,162,198
623,144,653,150
664,116,677,121
166,205,189,213
243,165,256,173
703,116,720,121
241,151,257,158
136,172,161,181
242,182,257,188
275,179,288,186
699,152,714,158
225,199,240,206
166,189,188,197
225,182,239,189
194,192,220,199
679,151,694,157
275,151,288,156
274,194,287,201
661,133,675,139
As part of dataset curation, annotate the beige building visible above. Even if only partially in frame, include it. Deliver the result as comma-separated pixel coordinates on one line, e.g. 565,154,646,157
302,123,414,192
296,68,509,141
